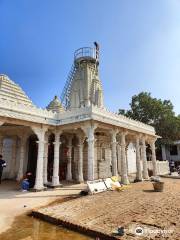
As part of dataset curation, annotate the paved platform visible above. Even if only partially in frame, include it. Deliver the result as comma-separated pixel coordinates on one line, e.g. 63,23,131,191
33,178,180,240
0,180,86,234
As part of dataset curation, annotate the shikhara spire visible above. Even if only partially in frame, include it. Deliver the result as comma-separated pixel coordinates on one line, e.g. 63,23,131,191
60,44,104,110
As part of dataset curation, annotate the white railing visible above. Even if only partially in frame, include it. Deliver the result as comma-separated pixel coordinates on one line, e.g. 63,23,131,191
74,47,96,60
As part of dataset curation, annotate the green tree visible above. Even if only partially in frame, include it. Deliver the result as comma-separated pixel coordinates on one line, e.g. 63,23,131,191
119,92,180,144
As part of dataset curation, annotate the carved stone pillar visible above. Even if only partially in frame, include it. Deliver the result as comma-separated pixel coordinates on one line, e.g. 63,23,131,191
16,136,27,181
66,136,73,181
141,137,149,179
150,140,158,176
135,136,143,181
87,127,95,181
33,127,47,190
87,135,95,181
111,130,118,176
120,132,129,184
117,144,121,174
52,131,62,186
77,136,84,182
82,124,97,181
43,141,49,184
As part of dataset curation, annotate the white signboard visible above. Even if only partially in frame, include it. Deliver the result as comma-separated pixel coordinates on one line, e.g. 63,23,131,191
87,179,107,194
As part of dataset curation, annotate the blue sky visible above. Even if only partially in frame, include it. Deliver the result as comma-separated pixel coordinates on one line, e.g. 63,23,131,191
0,0,180,114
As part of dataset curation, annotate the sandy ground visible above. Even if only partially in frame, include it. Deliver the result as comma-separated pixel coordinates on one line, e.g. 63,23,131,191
0,180,86,234
37,178,180,240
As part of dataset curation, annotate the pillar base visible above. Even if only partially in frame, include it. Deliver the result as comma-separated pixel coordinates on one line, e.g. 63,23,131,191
32,186,47,192
76,180,84,184
47,183,63,189
134,179,143,183
143,177,150,181
121,175,130,185
122,179,130,185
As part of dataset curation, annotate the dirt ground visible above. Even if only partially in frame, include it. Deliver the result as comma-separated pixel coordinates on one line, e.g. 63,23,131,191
0,180,86,234
37,178,180,240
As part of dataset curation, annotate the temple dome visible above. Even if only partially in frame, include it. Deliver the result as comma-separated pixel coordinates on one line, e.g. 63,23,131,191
0,74,34,106
47,96,64,113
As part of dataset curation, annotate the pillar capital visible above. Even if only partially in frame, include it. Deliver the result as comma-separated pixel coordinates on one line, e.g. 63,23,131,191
53,130,62,142
149,139,156,146
110,130,118,148
81,122,98,139
32,126,48,141
53,141,61,146
119,130,128,136
110,128,119,136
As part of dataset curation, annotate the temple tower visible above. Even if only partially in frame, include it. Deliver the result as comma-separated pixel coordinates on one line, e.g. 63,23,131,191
60,44,104,110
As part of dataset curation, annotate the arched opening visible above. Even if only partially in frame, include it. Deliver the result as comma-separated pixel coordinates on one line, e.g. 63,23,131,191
59,135,68,180
26,134,38,186
83,141,88,180
71,135,78,181
47,133,54,182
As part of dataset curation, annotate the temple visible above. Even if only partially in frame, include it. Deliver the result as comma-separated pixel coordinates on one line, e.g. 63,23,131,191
0,45,158,190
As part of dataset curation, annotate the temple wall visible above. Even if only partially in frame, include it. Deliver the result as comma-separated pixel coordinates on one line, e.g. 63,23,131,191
2,138,13,179
147,160,170,175
127,143,137,174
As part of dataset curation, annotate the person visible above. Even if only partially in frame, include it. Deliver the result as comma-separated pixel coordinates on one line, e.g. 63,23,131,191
0,155,6,184
94,41,99,60
26,172,34,188
21,177,30,192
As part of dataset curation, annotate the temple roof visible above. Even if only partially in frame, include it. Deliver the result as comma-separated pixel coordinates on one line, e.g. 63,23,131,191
46,95,64,113
0,74,34,106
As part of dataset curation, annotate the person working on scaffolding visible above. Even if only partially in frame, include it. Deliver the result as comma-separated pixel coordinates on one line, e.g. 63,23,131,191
94,41,99,60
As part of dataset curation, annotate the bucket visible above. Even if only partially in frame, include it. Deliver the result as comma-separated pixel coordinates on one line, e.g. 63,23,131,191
153,182,164,192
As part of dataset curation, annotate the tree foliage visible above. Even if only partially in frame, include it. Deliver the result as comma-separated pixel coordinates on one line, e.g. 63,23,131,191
119,92,180,144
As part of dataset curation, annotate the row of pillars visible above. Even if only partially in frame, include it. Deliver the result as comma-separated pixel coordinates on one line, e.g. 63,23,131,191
33,126,158,190
111,131,158,184
0,125,158,190
34,129,86,190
